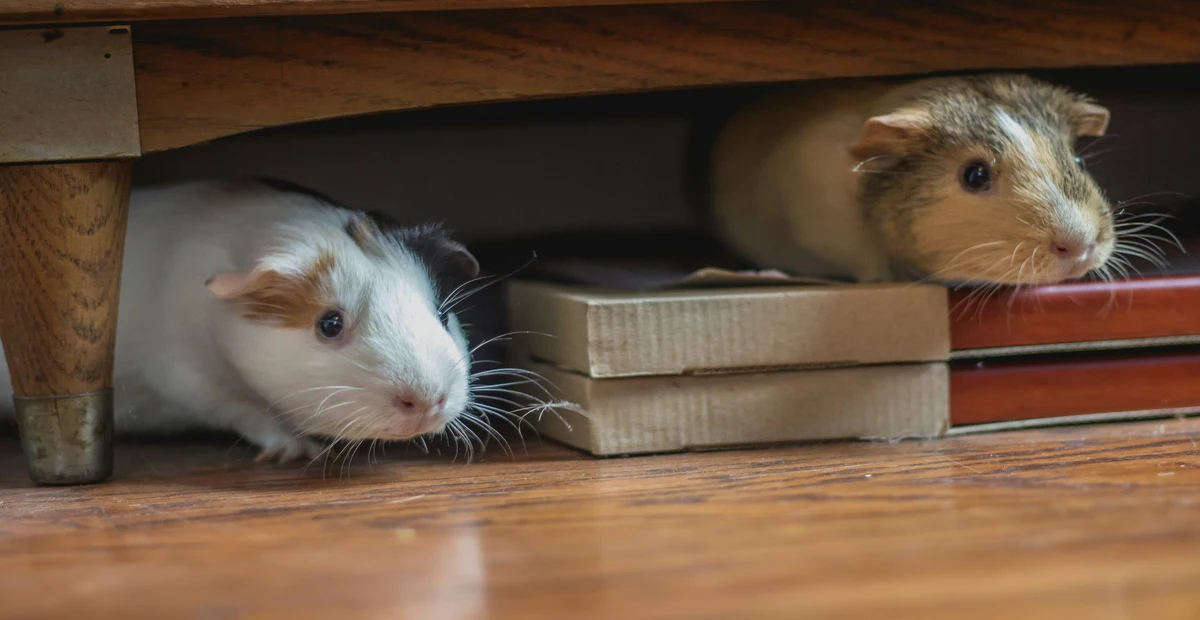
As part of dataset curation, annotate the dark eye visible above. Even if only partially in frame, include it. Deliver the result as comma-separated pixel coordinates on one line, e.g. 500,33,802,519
1074,155,1086,169
316,310,345,340
438,310,451,329
960,160,992,192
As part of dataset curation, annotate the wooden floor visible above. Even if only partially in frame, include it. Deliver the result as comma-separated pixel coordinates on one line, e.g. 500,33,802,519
2,419,1200,619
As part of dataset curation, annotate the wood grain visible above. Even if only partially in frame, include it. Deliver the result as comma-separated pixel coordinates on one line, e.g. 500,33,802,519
0,25,140,164
950,275,1200,352
950,350,1200,425
0,161,132,396
1,419,1199,619
133,0,1200,152
0,0,748,27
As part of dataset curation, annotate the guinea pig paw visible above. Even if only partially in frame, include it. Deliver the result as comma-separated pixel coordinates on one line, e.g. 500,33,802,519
254,437,325,465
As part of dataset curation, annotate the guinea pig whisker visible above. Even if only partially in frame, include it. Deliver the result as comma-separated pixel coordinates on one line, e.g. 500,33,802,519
441,253,540,315
470,371,560,402
1077,134,1118,157
473,385,554,403
446,422,465,463
264,385,364,411
460,412,514,457
449,419,479,463
467,331,553,358
470,365,560,389
1120,237,1169,259
1115,218,1180,238
469,403,528,440
852,155,900,174
1107,254,1139,279
1128,233,1184,254
277,398,357,424
1121,226,1185,252
1077,146,1122,165
1015,255,1033,288
327,349,375,374
1114,245,1168,270
1008,241,1026,269
300,418,360,477
439,273,499,313
1115,191,1194,207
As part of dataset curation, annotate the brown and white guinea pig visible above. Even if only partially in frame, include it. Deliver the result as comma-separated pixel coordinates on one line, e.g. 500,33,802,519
699,73,1117,285
0,178,483,463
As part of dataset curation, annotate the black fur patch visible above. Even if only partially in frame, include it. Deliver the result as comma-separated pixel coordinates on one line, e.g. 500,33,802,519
363,213,480,303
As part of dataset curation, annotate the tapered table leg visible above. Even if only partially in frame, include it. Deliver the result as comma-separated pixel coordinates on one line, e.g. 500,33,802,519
0,160,132,485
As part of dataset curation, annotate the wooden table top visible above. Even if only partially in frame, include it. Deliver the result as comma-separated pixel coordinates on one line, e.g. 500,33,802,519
2,419,1199,619
0,0,739,25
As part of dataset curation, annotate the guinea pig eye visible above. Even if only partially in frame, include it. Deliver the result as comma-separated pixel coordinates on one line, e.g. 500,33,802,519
960,160,992,192
438,310,450,329
1074,155,1086,169
316,310,345,340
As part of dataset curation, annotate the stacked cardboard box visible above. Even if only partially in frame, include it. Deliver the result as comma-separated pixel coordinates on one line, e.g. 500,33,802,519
505,262,1200,456
505,263,952,456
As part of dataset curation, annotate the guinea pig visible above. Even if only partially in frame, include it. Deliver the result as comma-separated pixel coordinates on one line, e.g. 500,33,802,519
0,178,484,464
699,73,1118,285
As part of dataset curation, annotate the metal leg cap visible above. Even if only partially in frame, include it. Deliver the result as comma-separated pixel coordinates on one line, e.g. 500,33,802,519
15,390,114,486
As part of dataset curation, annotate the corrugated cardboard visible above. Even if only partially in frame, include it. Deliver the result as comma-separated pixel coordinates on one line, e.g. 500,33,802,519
524,360,950,456
507,278,950,378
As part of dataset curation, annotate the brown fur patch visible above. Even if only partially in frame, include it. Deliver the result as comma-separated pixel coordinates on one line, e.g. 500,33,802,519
238,253,337,329
346,217,383,254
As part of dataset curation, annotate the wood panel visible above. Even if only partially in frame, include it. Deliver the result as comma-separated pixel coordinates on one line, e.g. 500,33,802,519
0,0,747,27
133,0,1200,153
0,25,140,164
950,349,1200,425
949,275,1200,352
2,419,1200,618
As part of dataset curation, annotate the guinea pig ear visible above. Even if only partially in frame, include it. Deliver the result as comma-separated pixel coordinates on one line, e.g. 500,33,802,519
439,239,480,282
1070,101,1110,137
847,112,928,162
205,269,271,299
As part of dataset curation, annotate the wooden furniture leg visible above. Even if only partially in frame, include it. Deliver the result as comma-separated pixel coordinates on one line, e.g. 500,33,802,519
0,161,132,485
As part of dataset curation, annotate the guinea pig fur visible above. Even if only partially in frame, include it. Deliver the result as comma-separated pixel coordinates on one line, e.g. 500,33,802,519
705,73,1118,285
0,178,483,464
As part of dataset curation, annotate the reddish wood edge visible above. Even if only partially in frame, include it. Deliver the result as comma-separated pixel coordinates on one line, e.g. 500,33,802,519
949,349,1200,426
949,275,1200,351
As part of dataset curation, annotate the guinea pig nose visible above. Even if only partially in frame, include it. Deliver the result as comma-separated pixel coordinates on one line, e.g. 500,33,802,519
392,392,428,414
1050,239,1095,262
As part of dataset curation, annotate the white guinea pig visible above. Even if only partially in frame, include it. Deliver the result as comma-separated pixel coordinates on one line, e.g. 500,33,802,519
0,178,484,463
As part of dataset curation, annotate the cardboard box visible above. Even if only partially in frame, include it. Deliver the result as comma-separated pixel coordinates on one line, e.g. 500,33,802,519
503,262,951,455
507,275,950,379
528,361,949,456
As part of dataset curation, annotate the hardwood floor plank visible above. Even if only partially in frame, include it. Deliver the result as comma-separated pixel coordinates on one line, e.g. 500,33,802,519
2,419,1199,618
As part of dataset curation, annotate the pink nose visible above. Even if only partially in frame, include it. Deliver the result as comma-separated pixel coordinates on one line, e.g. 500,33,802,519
1050,239,1096,262
392,392,448,416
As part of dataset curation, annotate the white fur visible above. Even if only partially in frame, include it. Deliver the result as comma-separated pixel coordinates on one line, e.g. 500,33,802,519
0,180,472,460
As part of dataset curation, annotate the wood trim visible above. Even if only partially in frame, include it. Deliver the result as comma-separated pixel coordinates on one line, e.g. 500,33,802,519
950,349,1200,426
949,275,1200,351
133,0,1200,153
0,0,751,27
